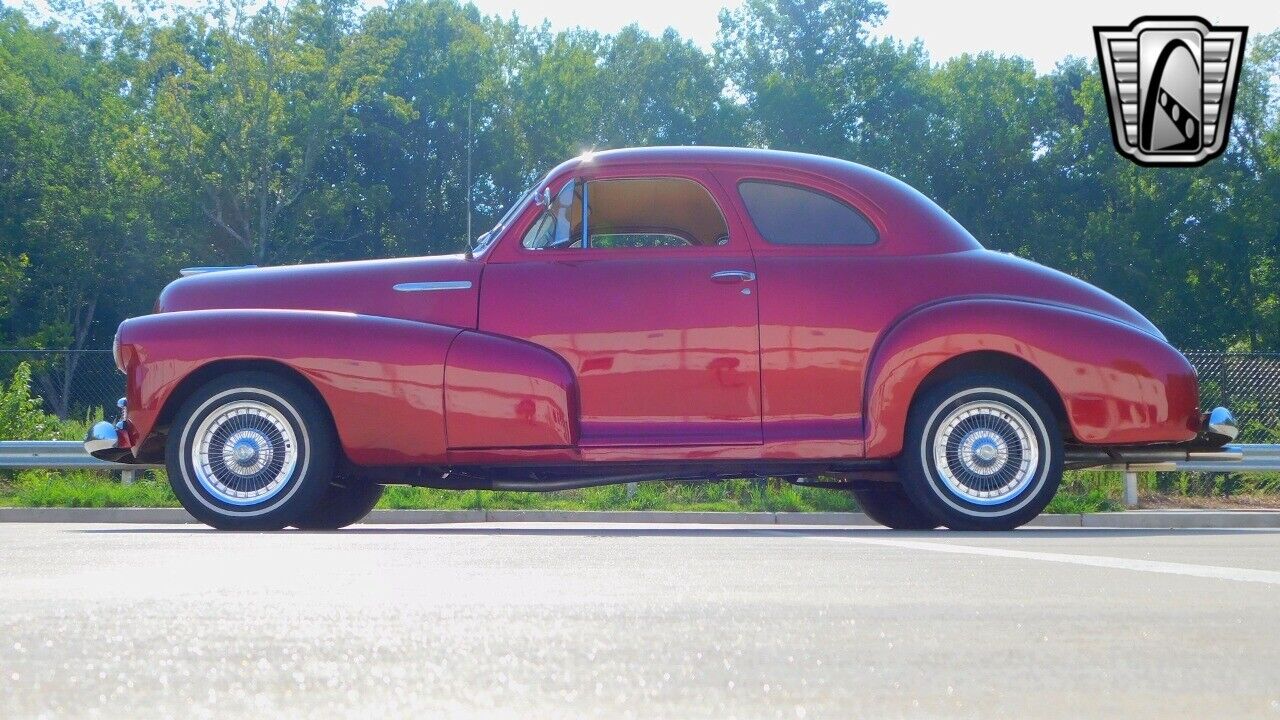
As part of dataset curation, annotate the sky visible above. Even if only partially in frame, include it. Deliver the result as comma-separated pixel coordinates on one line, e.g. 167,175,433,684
469,0,1280,73
8,0,1279,72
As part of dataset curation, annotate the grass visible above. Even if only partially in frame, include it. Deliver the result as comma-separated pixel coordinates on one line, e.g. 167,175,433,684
1047,470,1280,513
0,469,178,508
2,469,1276,513
0,470,858,512
1046,471,1128,514
380,479,859,512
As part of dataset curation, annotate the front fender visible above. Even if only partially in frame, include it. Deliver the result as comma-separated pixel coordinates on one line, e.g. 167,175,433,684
445,330,578,449
117,309,461,465
862,299,1200,458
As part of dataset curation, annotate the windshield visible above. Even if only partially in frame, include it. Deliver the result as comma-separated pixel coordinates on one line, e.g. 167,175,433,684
472,184,536,254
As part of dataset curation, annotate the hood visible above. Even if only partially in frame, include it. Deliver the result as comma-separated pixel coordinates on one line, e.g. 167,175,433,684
157,254,482,329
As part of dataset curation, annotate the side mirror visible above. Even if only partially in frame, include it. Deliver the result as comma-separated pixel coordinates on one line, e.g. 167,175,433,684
535,186,552,207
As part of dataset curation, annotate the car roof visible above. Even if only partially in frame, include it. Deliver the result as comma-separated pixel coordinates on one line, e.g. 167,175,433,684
547,146,982,255
557,146,874,179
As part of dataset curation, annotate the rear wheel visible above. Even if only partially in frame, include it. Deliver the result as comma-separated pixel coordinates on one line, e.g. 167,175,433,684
851,484,940,530
166,371,336,531
898,374,1063,531
291,474,384,530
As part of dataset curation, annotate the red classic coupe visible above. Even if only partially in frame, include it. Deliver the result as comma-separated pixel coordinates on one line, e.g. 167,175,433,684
86,147,1237,531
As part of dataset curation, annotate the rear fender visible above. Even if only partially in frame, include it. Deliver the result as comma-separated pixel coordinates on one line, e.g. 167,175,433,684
862,299,1200,458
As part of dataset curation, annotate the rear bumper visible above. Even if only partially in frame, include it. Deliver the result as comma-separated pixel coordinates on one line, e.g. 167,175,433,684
1065,406,1241,470
1202,406,1238,444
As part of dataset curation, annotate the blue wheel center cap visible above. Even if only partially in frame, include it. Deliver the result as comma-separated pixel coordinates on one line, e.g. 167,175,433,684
232,439,260,466
970,438,1000,464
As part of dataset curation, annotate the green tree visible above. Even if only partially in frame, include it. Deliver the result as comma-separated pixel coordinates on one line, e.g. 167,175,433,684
346,0,510,258
0,0,1277,357
139,0,403,264
716,0,889,154
0,8,169,414
595,25,741,148
0,362,57,441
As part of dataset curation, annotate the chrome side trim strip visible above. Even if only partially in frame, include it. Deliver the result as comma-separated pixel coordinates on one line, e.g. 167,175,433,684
180,265,257,277
393,281,473,292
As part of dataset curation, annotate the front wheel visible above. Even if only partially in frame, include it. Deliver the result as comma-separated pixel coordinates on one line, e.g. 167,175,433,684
898,375,1063,531
166,371,337,530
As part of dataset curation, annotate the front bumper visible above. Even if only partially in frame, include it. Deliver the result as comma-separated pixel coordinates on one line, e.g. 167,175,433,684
84,398,135,463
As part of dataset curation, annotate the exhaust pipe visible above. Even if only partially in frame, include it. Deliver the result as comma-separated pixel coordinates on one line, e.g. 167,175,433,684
1066,446,1244,471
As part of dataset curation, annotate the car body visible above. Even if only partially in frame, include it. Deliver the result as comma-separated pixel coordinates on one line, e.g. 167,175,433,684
87,147,1236,530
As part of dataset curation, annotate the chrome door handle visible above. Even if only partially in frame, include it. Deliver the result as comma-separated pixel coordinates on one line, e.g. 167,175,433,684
710,270,756,283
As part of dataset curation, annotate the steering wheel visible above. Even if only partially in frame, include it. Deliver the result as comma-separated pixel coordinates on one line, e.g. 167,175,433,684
544,233,581,250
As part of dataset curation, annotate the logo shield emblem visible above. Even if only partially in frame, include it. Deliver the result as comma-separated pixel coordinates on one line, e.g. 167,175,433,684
1094,16,1247,167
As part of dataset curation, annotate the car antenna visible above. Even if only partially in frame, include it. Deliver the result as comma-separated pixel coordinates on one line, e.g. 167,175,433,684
464,97,474,260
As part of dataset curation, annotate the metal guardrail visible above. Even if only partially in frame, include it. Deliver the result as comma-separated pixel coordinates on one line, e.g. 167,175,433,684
0,441,147,471
1,441,1278,474
1169,444,1280,472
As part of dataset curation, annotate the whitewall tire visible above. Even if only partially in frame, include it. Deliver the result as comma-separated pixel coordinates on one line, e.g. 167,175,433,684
166,371,336,530
898,375,1063,531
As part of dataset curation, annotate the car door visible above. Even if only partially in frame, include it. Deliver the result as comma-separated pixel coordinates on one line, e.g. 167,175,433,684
714,168,887,456
479,168,762,447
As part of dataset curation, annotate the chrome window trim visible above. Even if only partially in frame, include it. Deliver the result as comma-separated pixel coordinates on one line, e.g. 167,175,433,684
581,180,590,249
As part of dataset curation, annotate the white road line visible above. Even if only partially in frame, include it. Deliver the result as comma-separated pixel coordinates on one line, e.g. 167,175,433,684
808,535,1280,586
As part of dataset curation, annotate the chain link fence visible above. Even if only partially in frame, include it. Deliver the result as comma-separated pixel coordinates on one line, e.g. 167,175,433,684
0,350,120,424
1,348,1278,443
1184,351,1280,444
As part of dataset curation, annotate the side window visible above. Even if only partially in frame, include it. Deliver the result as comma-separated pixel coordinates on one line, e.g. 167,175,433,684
523,177,730,250
587,178,729,249
738,181,878,246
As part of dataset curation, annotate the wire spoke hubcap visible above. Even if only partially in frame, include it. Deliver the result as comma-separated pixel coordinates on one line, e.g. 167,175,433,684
192,400,298,506
933,400,1039,506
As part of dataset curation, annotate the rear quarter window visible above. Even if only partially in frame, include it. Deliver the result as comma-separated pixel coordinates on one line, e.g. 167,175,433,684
738,181,878,246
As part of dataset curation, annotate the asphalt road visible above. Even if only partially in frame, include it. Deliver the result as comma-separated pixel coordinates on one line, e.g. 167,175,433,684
2,523,1279,719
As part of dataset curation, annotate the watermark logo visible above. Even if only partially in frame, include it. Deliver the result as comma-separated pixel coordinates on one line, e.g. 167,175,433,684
1094,16,1247,167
